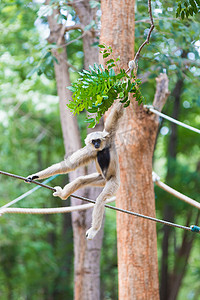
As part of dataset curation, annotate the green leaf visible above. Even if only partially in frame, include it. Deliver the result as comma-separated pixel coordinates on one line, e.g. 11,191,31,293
189,0,197,8
98,44,106,48
94,63,99,70
109,69,115,77
88,107,98,113
99,64,105,71
177,3,182,14
83,70,91,75
85,118,95,123
95,95,103,105
88,121,96,128
120,96,128,103
67,86,76,92
189,6,194,14
119,92,124,98
106,59,115,65
89,65,95,72
103,53,110,58
107,63,116,69
26,67,38,78
52,55,59,64
124,100,130,107
181,10,185,19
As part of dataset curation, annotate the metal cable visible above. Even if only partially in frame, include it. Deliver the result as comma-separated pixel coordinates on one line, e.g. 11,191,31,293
145,105,200,134
0,170,199,234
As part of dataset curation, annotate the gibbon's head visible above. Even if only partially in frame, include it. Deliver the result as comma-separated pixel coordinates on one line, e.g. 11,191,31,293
85,131,109,150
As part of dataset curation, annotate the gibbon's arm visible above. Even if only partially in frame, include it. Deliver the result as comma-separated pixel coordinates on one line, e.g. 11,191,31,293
27,146,96,181
104,101,124,136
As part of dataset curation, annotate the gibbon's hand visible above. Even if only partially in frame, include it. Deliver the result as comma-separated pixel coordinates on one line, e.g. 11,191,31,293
25,174,39,183
86,227,99,240
53,186,65,200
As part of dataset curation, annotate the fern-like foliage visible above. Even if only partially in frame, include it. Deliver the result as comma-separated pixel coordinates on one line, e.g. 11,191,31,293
67,44,143,128
176,0,200,19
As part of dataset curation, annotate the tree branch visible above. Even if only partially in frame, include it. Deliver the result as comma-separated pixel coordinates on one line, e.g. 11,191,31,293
127,0,154,74
64,24,85,32
57,21,67,45
59,30,89,48
64,60,79,72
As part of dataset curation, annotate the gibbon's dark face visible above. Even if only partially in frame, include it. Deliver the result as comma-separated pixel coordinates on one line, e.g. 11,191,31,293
92,139,101,149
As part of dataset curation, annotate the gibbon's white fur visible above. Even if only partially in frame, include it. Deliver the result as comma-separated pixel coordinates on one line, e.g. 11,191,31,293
26,101,124,239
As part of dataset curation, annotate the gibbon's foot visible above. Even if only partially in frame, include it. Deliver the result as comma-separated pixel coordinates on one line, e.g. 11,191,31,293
86,227,99,240
25,175,39,183
53,186,66,200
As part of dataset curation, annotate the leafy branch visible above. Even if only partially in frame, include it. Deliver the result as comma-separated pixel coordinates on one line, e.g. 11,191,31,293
67,45,144,128
126,0,154,75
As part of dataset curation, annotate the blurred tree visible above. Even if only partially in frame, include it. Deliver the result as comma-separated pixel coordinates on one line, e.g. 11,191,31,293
43,0,104,299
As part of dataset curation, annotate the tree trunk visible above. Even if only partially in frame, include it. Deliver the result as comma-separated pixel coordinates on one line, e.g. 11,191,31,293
100,1,168,298
46,1,103,299
71,1,104,299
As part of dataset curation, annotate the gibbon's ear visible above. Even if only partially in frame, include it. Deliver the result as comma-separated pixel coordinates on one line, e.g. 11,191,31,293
102,131,109,139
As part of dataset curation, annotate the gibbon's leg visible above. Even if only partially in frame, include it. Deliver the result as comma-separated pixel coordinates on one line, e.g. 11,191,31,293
53,173,105,200
86,177,119,240
26,146,95,181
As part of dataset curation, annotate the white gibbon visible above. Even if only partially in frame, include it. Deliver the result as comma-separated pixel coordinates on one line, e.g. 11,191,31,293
26,101,124,239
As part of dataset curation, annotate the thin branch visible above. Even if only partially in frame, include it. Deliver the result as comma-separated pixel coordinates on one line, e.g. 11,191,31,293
64,60,79,72
127,0,154,74
57,21,67,45
135,0,154,61
64,24,84,32
59,30,89,48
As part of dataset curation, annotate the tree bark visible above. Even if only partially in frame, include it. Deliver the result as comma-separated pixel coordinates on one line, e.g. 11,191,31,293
100,1,168,298
46,1,103,299
71,1,104,299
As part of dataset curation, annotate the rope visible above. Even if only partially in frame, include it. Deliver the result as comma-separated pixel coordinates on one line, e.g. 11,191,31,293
144,105,200,134
152,172,200,210
0,170,199,234
0,197,116,215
